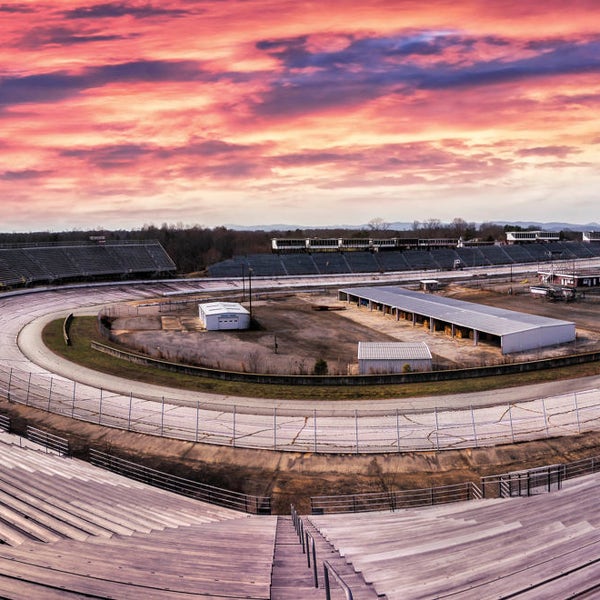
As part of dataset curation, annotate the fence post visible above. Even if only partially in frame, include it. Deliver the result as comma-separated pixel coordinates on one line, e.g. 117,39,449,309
127,392,133,430
26,372,31,406
71,381,76,417
47,377,53,411
273,407,277,450
195,400,200,443
508,403,515,443
313,408,317,453
541,397,549,437
232,404,236,447
160,396,165,436
7,367,12,400
396,408,400,453
573,392,581,433
470,404,478,447
98,388,103,424
434,407,440,451
354,409,359,454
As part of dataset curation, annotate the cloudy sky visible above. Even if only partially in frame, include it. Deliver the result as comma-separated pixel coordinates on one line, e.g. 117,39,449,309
2,1,599,232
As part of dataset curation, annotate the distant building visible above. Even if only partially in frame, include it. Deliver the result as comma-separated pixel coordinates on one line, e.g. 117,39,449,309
538,270,600,288
358,342,432,375
198,302,250,331
582,231,600,243
505,231,560,244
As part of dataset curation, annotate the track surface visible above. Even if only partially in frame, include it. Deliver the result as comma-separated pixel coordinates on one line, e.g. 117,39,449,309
1,267,600,453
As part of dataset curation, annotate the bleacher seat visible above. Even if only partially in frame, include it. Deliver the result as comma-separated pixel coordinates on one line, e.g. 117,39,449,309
309,473,600,600
0,242,175,288
280,253,319,275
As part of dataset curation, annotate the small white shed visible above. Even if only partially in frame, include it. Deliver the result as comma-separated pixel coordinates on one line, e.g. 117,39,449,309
198,302,250,331
358,342,432,374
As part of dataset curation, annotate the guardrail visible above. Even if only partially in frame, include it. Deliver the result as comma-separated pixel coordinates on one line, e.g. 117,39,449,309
26,426,69,455
0,413,10,432
311,454,600,513
311,481,479,514
63,313,73,346
89,449,271,515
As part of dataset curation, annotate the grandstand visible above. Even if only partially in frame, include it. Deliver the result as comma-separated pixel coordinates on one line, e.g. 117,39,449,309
309,472,600,599
208,242,600,278
0,241,176,288
0,428,597,598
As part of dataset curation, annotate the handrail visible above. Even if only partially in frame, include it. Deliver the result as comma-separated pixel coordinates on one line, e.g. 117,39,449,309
311,481,476,514
304,529,319,588
26,426,69,455
290,506,318,588
323,560,353,600
89,449,271,514
0,413,10,432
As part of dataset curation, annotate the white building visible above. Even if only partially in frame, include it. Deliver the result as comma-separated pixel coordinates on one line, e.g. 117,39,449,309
358,342,432,374
340,286,576,354
198,302,250,331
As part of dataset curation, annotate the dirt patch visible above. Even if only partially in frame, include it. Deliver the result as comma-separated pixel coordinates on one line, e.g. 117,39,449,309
111,284,600,374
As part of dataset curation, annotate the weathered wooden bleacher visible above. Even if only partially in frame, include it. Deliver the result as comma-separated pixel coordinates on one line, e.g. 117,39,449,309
309,472,600,599
0,436,276,598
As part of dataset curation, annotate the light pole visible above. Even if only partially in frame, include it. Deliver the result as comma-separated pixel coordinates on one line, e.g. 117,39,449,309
241,264,245,302
248,267,253,317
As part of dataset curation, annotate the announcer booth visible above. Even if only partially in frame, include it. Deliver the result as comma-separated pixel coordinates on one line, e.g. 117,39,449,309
198,302,250,331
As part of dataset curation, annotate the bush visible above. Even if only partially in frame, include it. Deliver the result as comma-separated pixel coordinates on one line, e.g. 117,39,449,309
313,358,328,375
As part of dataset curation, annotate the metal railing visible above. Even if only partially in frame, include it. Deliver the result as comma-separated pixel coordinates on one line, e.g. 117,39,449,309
291,505,319,588
2,363,599,454
323,560,354,600
311,454,600,513
26,426,69,455
89,449,271,514
0,413,10,432
311,481,479,514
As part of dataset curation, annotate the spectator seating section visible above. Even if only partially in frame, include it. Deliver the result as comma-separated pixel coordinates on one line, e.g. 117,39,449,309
311,252,352,274
310,473,600,600
0,436,275,599
0,242,175,287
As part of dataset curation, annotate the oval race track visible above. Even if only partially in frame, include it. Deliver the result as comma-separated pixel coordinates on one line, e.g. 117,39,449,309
2,272,600,454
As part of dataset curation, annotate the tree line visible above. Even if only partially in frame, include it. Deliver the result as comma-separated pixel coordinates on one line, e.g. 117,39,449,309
0,220,579,274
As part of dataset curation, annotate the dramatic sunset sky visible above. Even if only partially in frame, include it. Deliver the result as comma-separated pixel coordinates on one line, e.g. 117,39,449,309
1,1,599,232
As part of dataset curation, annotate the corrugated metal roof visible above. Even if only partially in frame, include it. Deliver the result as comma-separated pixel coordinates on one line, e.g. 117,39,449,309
340,286,574,337
198,302,249,316
358,342,432,361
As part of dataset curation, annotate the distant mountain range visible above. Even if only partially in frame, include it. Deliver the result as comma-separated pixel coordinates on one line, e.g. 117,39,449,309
226,221,600,232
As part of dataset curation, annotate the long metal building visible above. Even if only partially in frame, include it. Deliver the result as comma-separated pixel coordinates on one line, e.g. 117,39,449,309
339,286,576,354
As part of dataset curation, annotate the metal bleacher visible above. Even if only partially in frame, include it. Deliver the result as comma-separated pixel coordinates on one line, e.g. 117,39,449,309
280,253,319,276
344,252,381,273
0,241,175,287
311,252,352,274
502,244,536,263
478,245,512,265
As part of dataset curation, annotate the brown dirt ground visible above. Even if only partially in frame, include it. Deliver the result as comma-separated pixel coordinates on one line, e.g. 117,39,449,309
112,282,600,374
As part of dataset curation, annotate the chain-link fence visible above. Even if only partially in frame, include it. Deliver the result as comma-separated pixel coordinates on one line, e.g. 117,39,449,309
1,363,599,454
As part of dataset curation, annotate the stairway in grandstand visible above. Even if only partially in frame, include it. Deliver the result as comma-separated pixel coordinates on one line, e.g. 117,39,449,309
0,429,599,598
